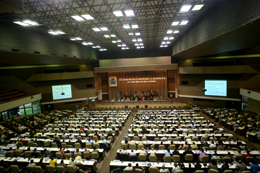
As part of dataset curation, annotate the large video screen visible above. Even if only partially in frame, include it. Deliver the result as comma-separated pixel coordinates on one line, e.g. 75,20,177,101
52,84,72,100
204,80,227,97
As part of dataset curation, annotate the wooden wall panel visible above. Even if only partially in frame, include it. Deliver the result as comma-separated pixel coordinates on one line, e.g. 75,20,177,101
248,98,260,113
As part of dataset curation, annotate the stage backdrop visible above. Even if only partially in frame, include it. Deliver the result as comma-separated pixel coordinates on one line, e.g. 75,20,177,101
108,70,168,100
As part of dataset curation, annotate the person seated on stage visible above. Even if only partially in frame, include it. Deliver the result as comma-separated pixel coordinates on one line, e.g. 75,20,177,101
124,163,133,171
159,164,170,173
133,163,145,172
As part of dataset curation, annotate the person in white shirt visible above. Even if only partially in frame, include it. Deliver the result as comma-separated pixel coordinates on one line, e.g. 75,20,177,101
129,150,136,157
159,164,169,173
172,162,181,173
150,148,156,156
124,163,133,171
28,160,36,166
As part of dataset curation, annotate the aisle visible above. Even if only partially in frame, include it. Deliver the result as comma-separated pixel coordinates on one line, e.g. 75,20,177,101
96,111,135,173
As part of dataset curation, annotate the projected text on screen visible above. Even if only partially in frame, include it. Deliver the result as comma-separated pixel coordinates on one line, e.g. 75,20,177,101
205,80,227,97
52,84,72,100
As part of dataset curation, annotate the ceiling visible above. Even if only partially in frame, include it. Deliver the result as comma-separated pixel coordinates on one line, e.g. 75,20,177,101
0,0,223,52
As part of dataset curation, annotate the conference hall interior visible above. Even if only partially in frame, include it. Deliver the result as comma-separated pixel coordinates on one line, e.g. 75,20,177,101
0,0,260,173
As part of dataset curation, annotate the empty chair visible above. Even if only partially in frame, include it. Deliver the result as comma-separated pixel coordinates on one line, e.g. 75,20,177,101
83,151,91,159
34,166,45,173
201,137,208,141
46,165,56,173
61,143,67,148
159,145,165,150
195,171,204,173
129,144,136,149
245,157,254,164
163,155,172,162
209,169,219,173
223,170,233,173
138,154,146,161
93,136,98,141
185,154,193,162
235,154,243,161
149,155,157,162
223,157,232,163
67,165,77,173
93,143,99,148
56,166,67,173
121,143,128,149
24,151,32,158
91,152,99,160
0,166,9,172
123,170,133,173
172,155,181,162
85,144,92,148
74,153,82,158
137,144,144,149
74,143,81,148
141,137,147,141
51,142,57,148
219,137,227,141
6,151,14,157
134,169,143,173
201,155,209,162
169,144,176,150
44,141,50,147
55,152,63,159
10,165,23,172
107,136,113,142
192,137,199,141
149,167,158,173
176,170,184,173
154,138,160,141
133,136,139,141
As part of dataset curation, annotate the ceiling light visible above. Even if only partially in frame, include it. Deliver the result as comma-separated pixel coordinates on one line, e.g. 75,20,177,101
141,46,144,48
23,20,38,25
134,43,139,46
75,37,82,40
117,39,122,42
70,38,76,41
192,4,204,11
123,24,130,29
180,4,192,12
81,14,94,20
137,38,142,42
124,9,135,17
110,34,116,37
180,20,189,25
112,40,117,43
164,37,169,40
92,28,101,32
126,47,129,49
128,32,134,35
137,46,140,49
131,24,139,29
100,27,108,31
71,15,84,21
169,37,174,40
171,21,179,26
122,47,126,50
118,44,122,47
132,38,137,42
122,43,126,47
99,49,107,51
166,41,171,44
167,30,173,34
161,41,166,44
82,42,88,45
48,30,65,35
173,30,179,33
160,45,164,48
104,35,110,38
113,10,123,17
164,45,168,47
135,32,141,36
87,42,93,45
14,21,29,26
139,43,143,46
92,46,96,48
96,45,101,48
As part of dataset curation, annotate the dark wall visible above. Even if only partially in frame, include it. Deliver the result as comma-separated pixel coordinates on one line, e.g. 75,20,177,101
0,22,98,60
172,0,260,56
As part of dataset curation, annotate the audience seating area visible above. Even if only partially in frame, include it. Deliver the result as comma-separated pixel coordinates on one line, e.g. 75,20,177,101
110,109,260,173
0,109,130,173
0,87,27,104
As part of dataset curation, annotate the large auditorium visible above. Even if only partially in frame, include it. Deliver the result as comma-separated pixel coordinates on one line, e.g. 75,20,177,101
0,0,260,173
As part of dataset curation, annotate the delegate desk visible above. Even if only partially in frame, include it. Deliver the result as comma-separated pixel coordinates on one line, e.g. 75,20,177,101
110,160,252,173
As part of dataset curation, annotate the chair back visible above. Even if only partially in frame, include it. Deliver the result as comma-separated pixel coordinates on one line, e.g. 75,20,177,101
83,151,91,159
201,155,209,162
24,151,32,158
176,170,184,173
245,157,254,164
121,144,128,149
91,152,99,159
56,166,66,173
26,165,34,172
169,145,176,150
149,167,158,173
185,154,193,162
34,166,44,173
163,155,172,162
86,144,92,148
93,143,99,148
149,155,157,162
51,142,57,148
93,136,98,141
67,165,76,173
137,144,144,149
129,144,136,149
223,170,233,173
44,141,50,147
134,169,143,173
138,154,146,161
159,145,165,150
61,143,67,148
123,170,133,173
10,165,20,172
172,155,180,162
0,166,8,172
108,136,113,141
46,165,56,173
223,157,232,163
133,136,139,141
195,170,204,173
235,154,243,160
6,151,14,157
74,143,81,148
209,169,219,173
55,152,63,159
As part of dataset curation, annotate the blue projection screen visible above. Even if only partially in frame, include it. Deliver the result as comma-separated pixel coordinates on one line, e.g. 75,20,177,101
204,80,227,97
52,84,72,100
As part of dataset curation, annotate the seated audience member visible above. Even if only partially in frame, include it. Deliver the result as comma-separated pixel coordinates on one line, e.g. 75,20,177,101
107,131,113,137
198,149,206,160
194,161,202,172
250,160,260,173
37,159,46,169
0,160,9,169
172,162,181,173
53,137,61,147
28,160,36,166
120,148,128,155
58,147,65,156
124,163,133,171
217,143,224,150
183,146,193,155
150,148,156,156
0,147,7,155
43,149,51,157
94,131,100,139
133,163,145,172
129,149,136,157
243,150,252,158
235,160,247,173
220,161,229,173
139,147,147,157
172,149,180,156
208,159,218,170
159,164,169,173
32,148,41,157
224,152,233,158
164,149,171,156
55,160,67,168
69,158,79,171
92,147,99,153
49,157,57,167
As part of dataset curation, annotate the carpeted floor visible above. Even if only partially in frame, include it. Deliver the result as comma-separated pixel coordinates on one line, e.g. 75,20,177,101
96,111,136,173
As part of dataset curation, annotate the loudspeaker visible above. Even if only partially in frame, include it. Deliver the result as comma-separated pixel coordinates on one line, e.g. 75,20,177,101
145,105,148,108
125,105,128,109
136,105,139,108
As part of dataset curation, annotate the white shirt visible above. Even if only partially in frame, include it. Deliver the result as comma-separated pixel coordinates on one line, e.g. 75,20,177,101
160,168,170,173
172,166,181,173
